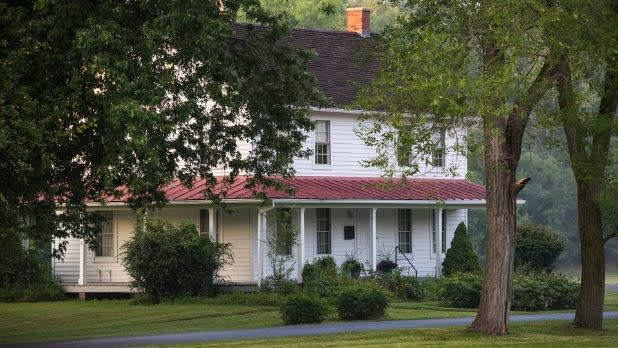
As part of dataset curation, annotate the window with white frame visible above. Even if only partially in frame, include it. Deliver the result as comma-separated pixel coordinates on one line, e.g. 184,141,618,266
199,209,210,236
430,130,446,168
441,210,447,253
431,209,447,254
275,208,293,256
398,209,412,253
316,208,331,254
95,211,114,257
432,210,437,253
314,120,330,165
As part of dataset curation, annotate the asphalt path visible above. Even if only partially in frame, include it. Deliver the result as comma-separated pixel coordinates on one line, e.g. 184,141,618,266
8,311,618,348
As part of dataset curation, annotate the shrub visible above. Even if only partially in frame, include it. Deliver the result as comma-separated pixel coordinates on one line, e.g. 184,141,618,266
122,220,232,301
280,293,326,325
512,271,578,311
336,284,389,320
437,272,482,308
515,223,565,272
442,222,481,276
302,257,340,298
0,233,64,302
377,270,425,301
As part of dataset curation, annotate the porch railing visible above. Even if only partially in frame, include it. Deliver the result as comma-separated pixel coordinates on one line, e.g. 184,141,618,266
394,245,418,278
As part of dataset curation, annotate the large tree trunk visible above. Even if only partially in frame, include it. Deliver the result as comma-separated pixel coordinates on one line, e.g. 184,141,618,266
572,180,606,329
469,127,518,336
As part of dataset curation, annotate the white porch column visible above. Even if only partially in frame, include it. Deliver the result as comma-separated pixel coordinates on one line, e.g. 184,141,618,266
435,208,443,278
371,207,377,270
257,212,267,285
298,208,306,283
78,238,87,285
208,208,216,241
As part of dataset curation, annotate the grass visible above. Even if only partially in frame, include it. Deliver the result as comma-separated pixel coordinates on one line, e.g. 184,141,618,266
1,292,617,345
180,319,618,347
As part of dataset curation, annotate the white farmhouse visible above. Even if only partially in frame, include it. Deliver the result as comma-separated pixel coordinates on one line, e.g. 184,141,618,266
53,8,486,295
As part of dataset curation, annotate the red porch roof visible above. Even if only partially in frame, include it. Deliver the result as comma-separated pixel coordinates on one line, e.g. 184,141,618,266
106,176,485,202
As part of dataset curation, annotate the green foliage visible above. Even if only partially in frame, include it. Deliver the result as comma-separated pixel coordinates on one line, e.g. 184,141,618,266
257,0,401,33
336,284,389,320
515,223,565,272
0,232,63,302
122,220,232,300
375,270,425,301
436,273,483,309
280,293,326,325
265,209,298,292
512,271,578,311
302,256,340,298
0,0,321,258
442,222,480,276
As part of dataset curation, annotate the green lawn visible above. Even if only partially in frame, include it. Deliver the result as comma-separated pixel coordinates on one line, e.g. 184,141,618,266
185,319,618,348
0,292,617,345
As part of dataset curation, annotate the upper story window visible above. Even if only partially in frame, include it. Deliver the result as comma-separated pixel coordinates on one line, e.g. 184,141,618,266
95,211,114,257
398,209,412,253
315,120,330,165
431,130,446,168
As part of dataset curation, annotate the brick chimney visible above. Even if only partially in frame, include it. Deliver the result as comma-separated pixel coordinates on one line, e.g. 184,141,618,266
347,7,371,38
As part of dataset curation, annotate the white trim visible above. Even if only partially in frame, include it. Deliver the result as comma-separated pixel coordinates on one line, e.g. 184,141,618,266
78,239,86,285
371,208,377,271
435,208,443,278
274,199,491,208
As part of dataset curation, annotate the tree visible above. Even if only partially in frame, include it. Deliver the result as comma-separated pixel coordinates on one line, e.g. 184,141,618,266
0,1,320,258
551,1,618,329
258,0,402,33
265,208,298,291
515,223,564,272
442,222,480,276
357,1,563,335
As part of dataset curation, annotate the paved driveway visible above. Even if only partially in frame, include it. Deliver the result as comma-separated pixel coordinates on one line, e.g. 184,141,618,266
9,311,618,348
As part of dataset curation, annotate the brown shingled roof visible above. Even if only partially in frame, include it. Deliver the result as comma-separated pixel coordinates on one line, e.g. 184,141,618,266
234,24,379,108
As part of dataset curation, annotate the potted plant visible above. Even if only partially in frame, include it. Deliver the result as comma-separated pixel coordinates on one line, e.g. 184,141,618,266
376,247,398,273
342,250,363,279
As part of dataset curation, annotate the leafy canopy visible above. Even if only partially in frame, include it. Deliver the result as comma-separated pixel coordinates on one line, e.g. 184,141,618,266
0,0,321,255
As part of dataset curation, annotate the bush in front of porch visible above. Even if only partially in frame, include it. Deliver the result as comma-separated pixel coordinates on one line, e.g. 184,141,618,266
123,220,232,302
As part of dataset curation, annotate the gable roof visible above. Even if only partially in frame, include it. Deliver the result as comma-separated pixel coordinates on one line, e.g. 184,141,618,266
234,24,379,108
284,28,379,107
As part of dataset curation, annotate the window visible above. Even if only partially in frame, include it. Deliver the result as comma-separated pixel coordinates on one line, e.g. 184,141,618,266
430,130,446,168
316,208,331,254
199,209,210,236
397,129,412,166
398,209,412,253
95,211,114,257
315,120,330,164
431,209,447,254
442,210,447,253
432,210,437,253
275,208,293,255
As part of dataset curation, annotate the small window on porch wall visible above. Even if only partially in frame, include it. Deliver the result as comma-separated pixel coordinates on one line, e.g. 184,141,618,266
316,208,331,254
431,209,447,254
398,209,412,253
95,211,114,257
441,210,447,253
199,209,209,236
276,208,293,256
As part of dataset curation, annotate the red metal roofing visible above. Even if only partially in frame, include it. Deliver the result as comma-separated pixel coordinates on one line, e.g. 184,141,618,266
106,176,486,202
